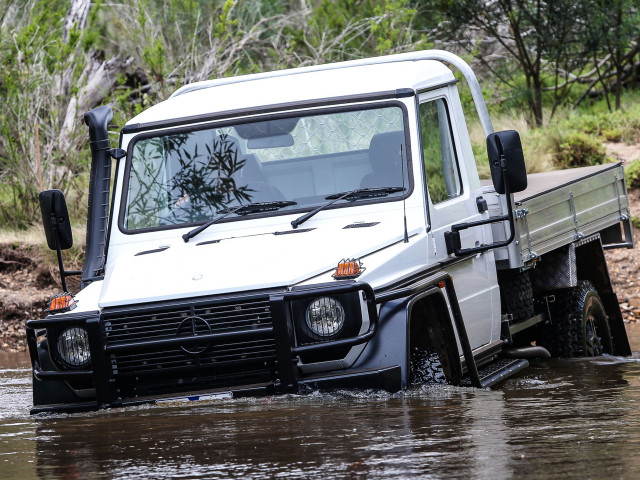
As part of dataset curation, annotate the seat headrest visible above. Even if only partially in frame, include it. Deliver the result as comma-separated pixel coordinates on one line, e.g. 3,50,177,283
369,130,406,183
237,154,266,184
369,131,406,171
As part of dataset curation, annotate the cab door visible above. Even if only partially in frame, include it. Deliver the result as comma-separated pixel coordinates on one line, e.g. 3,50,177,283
418,90,501,349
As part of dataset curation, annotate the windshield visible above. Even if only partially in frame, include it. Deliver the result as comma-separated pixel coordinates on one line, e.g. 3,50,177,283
122,104,409,231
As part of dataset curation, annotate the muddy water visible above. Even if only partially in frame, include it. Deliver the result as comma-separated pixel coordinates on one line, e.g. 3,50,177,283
4,327,640,479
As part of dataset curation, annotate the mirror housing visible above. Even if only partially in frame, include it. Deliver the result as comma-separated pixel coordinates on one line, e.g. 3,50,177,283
39,189,73,251
487,130,527,194
39,189,81,291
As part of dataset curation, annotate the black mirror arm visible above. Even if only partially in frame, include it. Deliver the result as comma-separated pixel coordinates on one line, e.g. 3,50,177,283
444,154,517,256
48,199,68,292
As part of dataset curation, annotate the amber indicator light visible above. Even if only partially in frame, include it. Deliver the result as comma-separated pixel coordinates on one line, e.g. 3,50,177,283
48,293,76,313
332,258,365,279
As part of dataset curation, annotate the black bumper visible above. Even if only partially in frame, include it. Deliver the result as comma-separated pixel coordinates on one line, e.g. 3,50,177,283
29,365,402,414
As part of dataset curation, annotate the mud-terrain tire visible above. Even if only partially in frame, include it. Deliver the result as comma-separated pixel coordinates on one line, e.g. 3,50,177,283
542,281,613,357
410,347,447,385
498,269,534,322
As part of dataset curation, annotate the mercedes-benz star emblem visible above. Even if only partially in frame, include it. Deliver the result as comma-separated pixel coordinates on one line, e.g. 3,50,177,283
176,316,212,354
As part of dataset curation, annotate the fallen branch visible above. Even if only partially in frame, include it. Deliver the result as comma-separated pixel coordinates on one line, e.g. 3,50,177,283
0,258,27,268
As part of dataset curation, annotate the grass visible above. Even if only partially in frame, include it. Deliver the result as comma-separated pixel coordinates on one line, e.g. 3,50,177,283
0,223,86,273
0,225,47,245
0,223,86,246
467,92,640,179
626,159,640,189
467,112,557,179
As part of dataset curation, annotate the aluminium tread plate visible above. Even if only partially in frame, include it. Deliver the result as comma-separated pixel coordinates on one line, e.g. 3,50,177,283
481,163,623,202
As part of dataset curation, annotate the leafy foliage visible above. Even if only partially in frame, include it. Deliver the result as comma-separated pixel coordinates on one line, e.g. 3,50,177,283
553,132,607,168
0,0,95,227
430,0,640,126
0,0,428,229
1,0,639,231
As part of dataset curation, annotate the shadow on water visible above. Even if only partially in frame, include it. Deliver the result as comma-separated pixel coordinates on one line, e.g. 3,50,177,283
4,324,640,479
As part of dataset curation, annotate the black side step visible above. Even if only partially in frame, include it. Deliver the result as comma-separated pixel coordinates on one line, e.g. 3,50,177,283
461,358,529,388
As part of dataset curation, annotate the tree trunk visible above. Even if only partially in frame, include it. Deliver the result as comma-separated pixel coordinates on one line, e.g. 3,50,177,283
59,52,133,151
58,0,133,151
525,72,544,127
615,54,623,110
533,78,544,127
58,0,92,98
63,0,91,43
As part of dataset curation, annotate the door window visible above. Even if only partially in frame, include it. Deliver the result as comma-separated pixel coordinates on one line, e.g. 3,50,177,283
419,99,462,204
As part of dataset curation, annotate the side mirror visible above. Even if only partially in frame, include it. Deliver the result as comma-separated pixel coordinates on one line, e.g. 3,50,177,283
39,189,73,251
444,130,528,257
39,190,82,292
487,130,527,194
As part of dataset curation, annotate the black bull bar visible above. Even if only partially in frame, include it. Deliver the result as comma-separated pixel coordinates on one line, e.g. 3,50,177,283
26,273,482,409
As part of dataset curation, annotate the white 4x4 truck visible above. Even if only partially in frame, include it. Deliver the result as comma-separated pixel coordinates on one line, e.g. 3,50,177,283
28,50,633,413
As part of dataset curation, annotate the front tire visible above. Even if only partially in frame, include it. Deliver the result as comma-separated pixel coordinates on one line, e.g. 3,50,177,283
410,347,447,385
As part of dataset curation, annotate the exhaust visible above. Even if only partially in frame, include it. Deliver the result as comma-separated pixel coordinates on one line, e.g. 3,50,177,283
503,345,551,359
82,106,114,288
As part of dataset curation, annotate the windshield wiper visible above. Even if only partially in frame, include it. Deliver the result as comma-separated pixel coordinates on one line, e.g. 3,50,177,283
183,200,297,243
325,186,405,200
217,200,297,215
291,187,404,229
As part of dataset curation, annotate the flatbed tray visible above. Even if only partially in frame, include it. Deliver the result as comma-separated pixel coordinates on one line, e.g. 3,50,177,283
484,162,632,268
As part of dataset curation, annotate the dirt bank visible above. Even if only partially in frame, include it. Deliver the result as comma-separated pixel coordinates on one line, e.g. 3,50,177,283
0,244,60,351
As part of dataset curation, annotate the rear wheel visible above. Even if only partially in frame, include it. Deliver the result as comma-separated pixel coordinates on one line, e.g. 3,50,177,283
579,287,613,356
542,281,613,357
498,269,534,322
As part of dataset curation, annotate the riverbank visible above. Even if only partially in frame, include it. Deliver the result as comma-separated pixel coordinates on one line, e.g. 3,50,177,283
0,244,59,351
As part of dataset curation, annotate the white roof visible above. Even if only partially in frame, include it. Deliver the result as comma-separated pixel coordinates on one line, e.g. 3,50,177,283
126,59,455,127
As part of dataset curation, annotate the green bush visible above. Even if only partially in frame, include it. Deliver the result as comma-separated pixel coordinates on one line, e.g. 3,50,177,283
625,160,640,190
562,102,640,143
554,132,607,168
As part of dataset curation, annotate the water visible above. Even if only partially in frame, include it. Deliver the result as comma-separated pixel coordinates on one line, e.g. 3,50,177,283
4,326,640,479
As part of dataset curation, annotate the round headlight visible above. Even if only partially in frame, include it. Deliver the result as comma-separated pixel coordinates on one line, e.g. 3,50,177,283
56,327,91,368
305,297,345,337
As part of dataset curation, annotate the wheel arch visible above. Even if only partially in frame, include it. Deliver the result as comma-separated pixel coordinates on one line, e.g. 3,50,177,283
407,289,463,385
